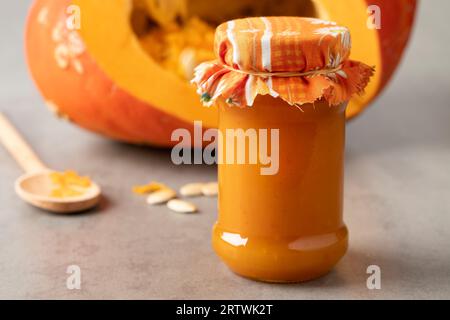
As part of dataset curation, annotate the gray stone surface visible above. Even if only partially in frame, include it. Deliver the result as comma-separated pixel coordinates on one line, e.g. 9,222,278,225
0,1,449,299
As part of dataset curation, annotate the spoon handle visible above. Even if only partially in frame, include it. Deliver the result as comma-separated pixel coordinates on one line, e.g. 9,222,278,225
0,112,48,174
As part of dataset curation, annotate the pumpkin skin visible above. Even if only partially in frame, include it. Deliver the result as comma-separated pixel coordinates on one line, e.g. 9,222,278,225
25,0,417,147
25,0,195,146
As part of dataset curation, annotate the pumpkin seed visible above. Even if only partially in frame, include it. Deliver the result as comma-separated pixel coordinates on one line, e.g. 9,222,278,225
54,44,69,69
180,182,204,197
37,7,49,25
45,100,59,113
202,182,218,197
167,199,197,213
52,23,64,42
73,59,84,74
146,188,176,205
45,100,70,120
67,32,85,56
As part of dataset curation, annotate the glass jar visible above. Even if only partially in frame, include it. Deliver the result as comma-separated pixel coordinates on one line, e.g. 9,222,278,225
192,16,373,283
213,95,348,282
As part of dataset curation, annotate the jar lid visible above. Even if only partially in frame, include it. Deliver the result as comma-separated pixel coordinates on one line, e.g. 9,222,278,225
192,17,374,107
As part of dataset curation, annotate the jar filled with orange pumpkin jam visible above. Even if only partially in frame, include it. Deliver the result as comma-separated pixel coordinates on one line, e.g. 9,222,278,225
193,17,373,282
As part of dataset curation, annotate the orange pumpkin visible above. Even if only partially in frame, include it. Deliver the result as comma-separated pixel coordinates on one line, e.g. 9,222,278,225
25,0,417,147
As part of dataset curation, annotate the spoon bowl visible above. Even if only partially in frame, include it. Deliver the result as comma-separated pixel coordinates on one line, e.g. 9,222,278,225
14,170,101,213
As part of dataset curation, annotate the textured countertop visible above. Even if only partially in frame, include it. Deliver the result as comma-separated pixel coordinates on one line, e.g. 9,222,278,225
0,1,449,299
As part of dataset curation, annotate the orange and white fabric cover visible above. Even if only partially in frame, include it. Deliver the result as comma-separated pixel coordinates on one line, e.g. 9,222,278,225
192,17,374,107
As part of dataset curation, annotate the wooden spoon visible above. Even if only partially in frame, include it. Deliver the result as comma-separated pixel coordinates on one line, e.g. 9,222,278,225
0,112,101,213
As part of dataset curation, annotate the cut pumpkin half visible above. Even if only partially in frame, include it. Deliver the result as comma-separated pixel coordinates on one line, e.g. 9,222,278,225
25,0,417,146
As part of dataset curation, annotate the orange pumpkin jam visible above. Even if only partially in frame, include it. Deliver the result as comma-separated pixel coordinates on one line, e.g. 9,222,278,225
213,96,348,282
